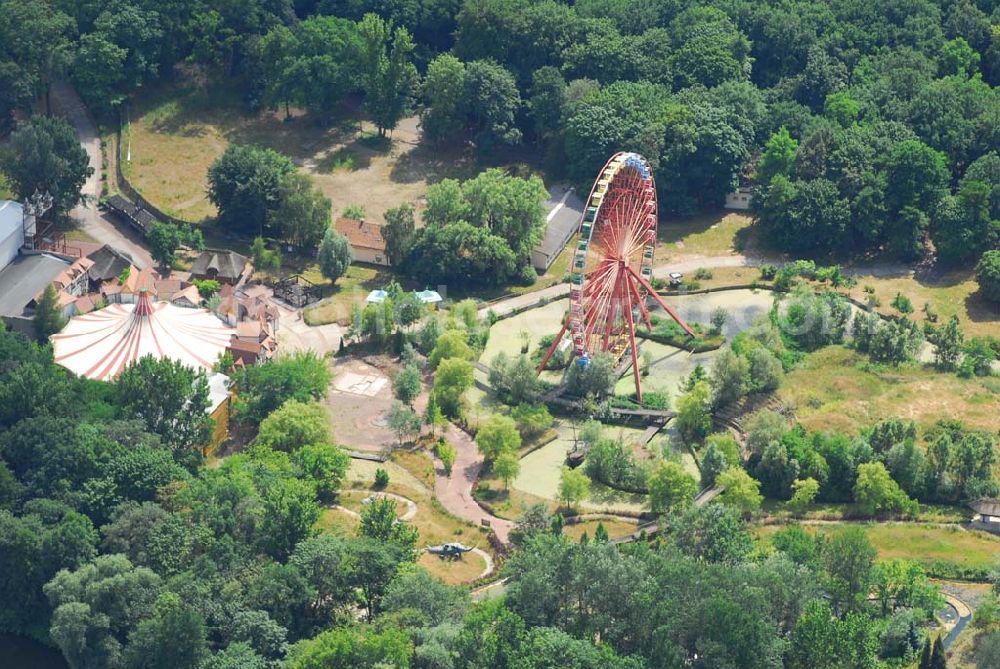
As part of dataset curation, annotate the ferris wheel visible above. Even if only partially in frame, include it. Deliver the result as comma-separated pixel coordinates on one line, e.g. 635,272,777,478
538,152,693,400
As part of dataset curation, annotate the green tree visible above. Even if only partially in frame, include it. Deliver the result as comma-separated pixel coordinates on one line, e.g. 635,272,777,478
511,403,553,440
435,439,456,475
357,14,416,137
207,144,296,236
431,357,473,418
147,221,182,268
463,59,522,150
293,442,349,499
475,414,521,462
934,180,1000,263
359,496,418,554
757,126,798,185
275,171,331,250
232,351,331,425
123,591,208,669
788,477,820,515
933,315,965,370
648,461,697,514
285,625,412,669
33,284,65,343
822,526,876,612
558,466,590,510
823,92,860,127
114,355,212,451
255,399,331,451
317,226,352,284
381,204,415,267
565,351,617,399
676,382,712,445
0,0,74,119
528,66,567,141
710,349,751,408
940,37,980,76
716,467,763,515
429,330,474,368
494,451,520,490
393,363,421,405
976,250,1000,303
421,53,467,144
387,401,421,446
4,115,92,214
700,442,729,488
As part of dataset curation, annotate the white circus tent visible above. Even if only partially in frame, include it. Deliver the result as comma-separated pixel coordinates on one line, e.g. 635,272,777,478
51,289,236,381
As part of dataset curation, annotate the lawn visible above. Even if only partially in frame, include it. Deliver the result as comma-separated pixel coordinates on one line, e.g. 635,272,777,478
843,270,998,338
303,264,396,325
760,499,970,523
320,459,494,584
562,519,637,542
778,346,1000,435
657,211,753,259
757,522,1000,572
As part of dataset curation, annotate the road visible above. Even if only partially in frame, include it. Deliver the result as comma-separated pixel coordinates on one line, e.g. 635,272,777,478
50,82,154,268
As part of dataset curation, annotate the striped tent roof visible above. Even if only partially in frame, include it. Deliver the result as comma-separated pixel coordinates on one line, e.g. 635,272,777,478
51,290,236,381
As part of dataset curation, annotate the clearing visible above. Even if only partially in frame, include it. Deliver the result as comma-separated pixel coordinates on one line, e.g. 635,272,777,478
778,346,1000,435
757,522,1000,572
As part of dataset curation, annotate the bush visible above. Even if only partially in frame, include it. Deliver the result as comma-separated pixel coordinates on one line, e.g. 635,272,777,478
517,264,537,285
584,437,648,493
891,292,914,314
192,279,221,298
374,468,390,488
693,267,713,280
976,250,1000,303
759,264,777,280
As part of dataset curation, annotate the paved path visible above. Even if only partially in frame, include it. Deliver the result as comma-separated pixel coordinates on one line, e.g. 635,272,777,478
271,299,342,354
432,421,514,544
50,82,154,268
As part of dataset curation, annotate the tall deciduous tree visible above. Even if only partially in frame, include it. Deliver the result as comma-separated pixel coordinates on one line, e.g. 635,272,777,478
276,171,331,250
207,145,296,236
4,115,92,215
648,461,697,514
317,226,352,284
33,284,65,343
381,204,415,267
114,355,212,451
357,14,416,137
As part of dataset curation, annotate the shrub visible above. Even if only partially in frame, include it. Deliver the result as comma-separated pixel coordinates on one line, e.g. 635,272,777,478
890,292,914,314
759,264,777,280
693,267,713,280
976,250,1000,303
374,468,390,488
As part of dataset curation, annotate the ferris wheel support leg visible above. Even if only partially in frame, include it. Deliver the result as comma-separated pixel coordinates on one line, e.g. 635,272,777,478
537,316,569,374
627,266,696,337
623,282,643,403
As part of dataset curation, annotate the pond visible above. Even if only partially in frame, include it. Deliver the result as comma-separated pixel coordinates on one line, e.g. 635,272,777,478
0,634,67,669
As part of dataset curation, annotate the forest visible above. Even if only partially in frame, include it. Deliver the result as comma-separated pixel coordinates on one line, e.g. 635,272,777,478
2,0,1000,668
3,0,999,282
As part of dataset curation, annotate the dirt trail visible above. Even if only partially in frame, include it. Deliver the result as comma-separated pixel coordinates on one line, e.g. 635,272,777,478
50,82,154,268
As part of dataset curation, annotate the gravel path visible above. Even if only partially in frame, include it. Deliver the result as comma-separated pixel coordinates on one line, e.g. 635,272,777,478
50,82,154,268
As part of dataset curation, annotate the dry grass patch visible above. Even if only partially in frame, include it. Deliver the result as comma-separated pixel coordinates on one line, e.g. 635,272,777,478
562,519,637,542
778,346,1000,435
843,270,997,338
417,551,488,585
315,506,359,535
657,211,753,258
390,449,437,490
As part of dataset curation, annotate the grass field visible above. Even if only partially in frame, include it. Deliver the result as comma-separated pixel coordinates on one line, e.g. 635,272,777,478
657,211,753,259
757,522,1000,570
761,499,970,523
778,346,1000,435
843,270,997,338
563,519,637,542
320,460,493,584
302,264,395,325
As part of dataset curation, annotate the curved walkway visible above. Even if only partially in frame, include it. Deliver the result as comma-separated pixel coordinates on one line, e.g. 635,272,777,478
433,422,514,544
51,82,154,268
334,490,417,521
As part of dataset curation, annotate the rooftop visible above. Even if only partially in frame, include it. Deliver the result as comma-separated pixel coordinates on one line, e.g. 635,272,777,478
0,200,23,242
190,249,249,281
86,244,135,282
335,218,386,251
0,253,72,317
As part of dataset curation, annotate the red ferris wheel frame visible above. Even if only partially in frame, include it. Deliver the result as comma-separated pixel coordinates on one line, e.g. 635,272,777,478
538,152,693,401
